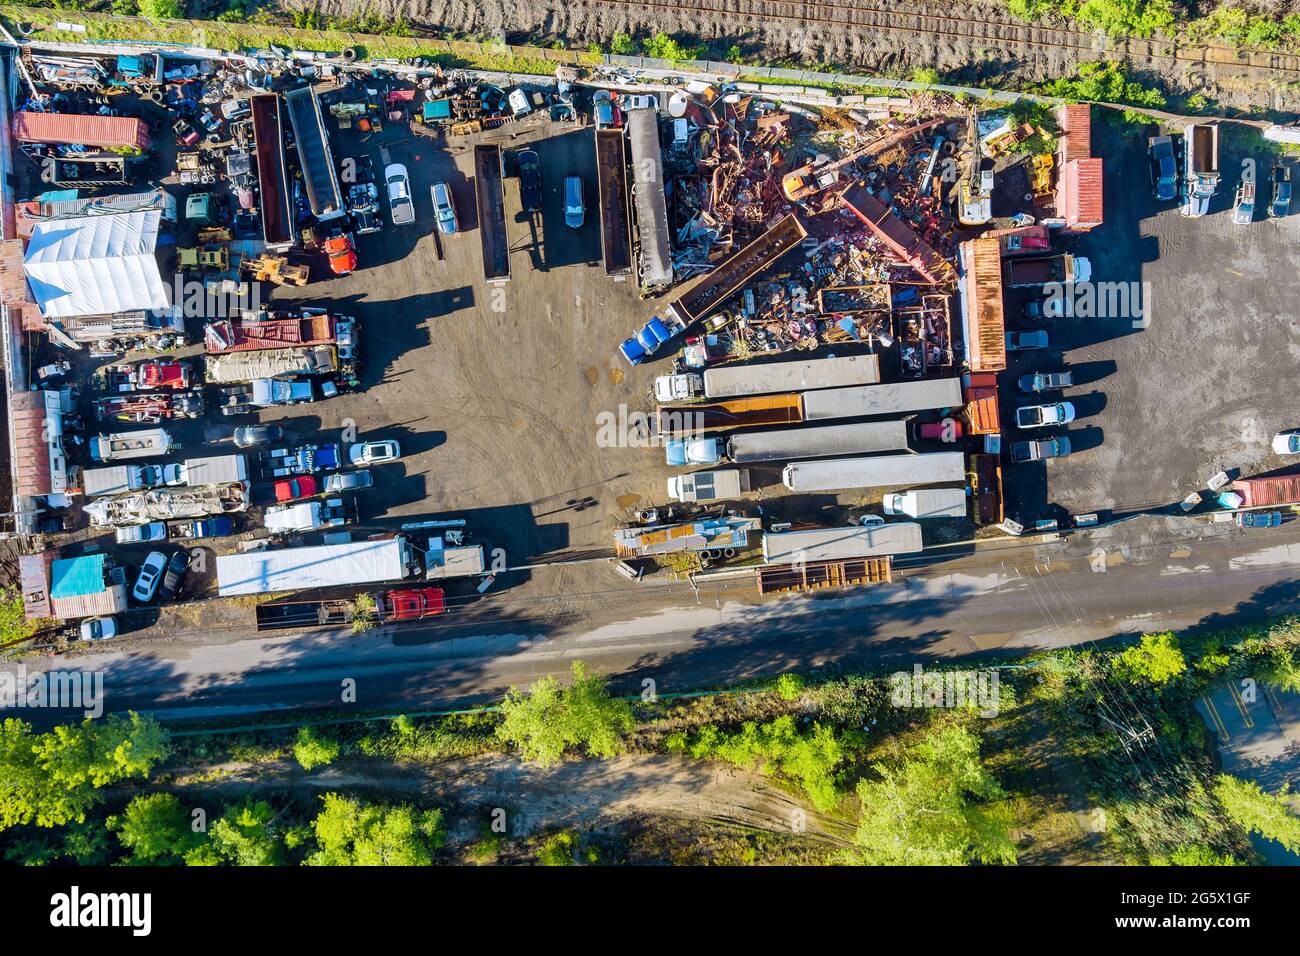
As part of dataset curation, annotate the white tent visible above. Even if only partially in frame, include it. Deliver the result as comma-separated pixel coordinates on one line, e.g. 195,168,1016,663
23,209,169,318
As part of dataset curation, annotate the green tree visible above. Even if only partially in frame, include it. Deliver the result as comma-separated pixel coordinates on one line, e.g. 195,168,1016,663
496,661,634,767
187,798,284,866
850,724,1016,865
293,726,340,770
109,793,200,863
0,714,168,830
1112,632,1187,686
609,31,636,56
642,32,705,62
1214,775,1300,853
306,793,445,866
138,0,185,18
1258,647,1300,693
772,673,805,702
0,588,51,646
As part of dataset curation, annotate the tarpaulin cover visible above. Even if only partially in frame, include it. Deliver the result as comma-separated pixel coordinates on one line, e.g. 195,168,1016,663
24,210,168,318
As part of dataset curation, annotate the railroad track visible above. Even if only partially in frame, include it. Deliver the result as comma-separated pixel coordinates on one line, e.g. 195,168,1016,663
592,0,1300,80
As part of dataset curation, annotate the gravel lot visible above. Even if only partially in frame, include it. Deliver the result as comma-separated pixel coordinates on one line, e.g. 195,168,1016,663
1001,119,1300,521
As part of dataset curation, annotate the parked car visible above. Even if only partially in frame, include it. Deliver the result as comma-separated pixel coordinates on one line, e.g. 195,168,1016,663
1271,164,1292,219
274,475,319,502
1271,430,1300,455
132,551,168,603
618,93,658,111
1237,511,1283,529
323,230,358,275
158,550,190,601
1022,297,1064,320
384,163,415,225
592,90,618,129
1147,135,1178,202
347,441,400,466
233,423,284,447
1232,181,1255,225
516,150,543,213
1015,402,1076,429
1018,370,1074,393
564,175,585,228
79,616,118,642
325,470,374,493
1006,330,1049,351
116,522,168,544
431,182,458,234
1010,436,1072,462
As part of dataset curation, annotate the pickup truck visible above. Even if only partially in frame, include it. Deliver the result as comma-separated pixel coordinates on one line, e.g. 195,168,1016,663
1010,436,1072,462
1018,370,1073,393
1015,402,1076,429
167,516,235,539
665,436,725,466
219,378,332,414
264,497,357,533
255,443,341,477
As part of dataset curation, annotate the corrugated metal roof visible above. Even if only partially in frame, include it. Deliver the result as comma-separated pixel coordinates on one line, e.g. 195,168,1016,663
1056,104,1092,165
963,373,1001,434
1059,157,1104,228
10,390,54,497
960,238,1006,372
51,554,109,598
1234,471,1300,507
19,552,53,620
14,111,150,150
51,584,128,620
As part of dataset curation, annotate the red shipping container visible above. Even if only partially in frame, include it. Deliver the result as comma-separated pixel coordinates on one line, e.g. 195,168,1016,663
13,111,151,150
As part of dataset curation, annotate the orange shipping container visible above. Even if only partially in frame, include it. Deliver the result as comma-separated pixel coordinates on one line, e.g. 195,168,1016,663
14,111,151,150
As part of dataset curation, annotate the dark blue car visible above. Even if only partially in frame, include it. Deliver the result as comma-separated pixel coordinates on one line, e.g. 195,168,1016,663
1148,135,1178,202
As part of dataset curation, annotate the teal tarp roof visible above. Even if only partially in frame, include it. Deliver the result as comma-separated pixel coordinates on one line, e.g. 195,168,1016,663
50,554,107,599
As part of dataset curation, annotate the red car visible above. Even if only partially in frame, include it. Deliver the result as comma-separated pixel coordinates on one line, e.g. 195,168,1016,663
375,587,446,621
139,360,190,390
273,475,318,502
323,232,357,276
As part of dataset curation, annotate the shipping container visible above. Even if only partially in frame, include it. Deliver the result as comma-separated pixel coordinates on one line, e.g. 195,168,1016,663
762,523,923,564
1232,471,1300,508
783,452,966,493
14,111,151,150
727,421,910,463
703,354,880,398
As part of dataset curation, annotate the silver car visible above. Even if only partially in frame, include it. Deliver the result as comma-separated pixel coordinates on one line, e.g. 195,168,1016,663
385,163,415,226
132,551,167,603
325,470,374,493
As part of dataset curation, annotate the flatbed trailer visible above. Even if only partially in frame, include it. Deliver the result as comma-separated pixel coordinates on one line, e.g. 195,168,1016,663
474,144,510,281
595,129,633,279
255,599,355,631
656,393,804,435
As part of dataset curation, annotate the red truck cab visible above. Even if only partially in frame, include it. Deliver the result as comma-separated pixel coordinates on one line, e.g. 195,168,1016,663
375,587,446,621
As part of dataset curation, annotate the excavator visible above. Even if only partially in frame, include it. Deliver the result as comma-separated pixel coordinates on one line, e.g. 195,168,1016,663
955,110,994,227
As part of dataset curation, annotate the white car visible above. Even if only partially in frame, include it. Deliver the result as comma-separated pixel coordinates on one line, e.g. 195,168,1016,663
116,522,167,544
79,617,118,642
385,163,415,226
1272,430,1300,455
618,93,658,111
347,440,401,466
132,551,167,603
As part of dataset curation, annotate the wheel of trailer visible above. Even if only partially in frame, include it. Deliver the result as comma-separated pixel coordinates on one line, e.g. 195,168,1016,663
342,46,359,63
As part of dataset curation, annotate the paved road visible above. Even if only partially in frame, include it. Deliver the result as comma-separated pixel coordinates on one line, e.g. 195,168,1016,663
7,516,1299,726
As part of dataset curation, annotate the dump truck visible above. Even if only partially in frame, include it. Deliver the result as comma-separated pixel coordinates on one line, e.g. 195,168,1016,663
656,379,961,436
81,464,165,498
474,144,510,282
90,428,175,462
1181,123,1221,218
265,497,357,534
882,487,968,519
283,85,345,221
205,345,338,383
171,454,248,487
655,355,881,403
84,482,249,527
666,468,752,503
782,451,966,493
218,537,421,597
761,523,924,564
1004,254,1092,288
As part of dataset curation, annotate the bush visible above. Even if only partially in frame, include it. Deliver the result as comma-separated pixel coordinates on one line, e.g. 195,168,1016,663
642,32,706,62
1037,61,1167,121
772,673,805,702
293,727,340,771
609,31,636,56
1112,633,1187,686
138,0,185,18
496,661,635,766
537,829,576,866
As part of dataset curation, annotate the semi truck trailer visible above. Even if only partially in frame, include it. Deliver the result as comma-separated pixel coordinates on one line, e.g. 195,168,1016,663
761,522,924,564
655,354,881,402
782,451,966,493
217,537,421,597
